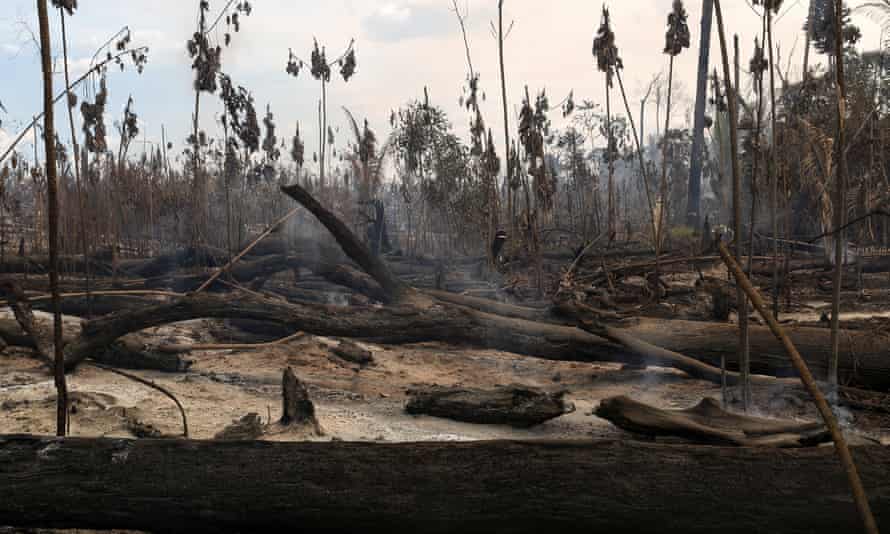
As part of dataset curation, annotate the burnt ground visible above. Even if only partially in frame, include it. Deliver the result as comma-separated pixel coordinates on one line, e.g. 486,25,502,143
2,257,890,533
5,257,890,444
2,309,888,445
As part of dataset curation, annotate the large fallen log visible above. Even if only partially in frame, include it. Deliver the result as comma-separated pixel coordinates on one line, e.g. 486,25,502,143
624,318,890,390
0,318,192,372
141,254,296,292
91,338,193,372
123,245,228,278
1,435,889,533
30,294,165,317
406,384,573,427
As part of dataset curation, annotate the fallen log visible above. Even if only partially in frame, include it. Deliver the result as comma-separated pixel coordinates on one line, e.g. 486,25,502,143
91,339,193,373
123,245,228,278
406,384,573,427
0,255,113,276
1,435,889,533
624,318,890,390
596,396,828,447
31,294,165,317
0,318,191,372
143,254,296,293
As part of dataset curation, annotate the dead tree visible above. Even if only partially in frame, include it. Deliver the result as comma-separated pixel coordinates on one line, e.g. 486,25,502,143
36,0,67,435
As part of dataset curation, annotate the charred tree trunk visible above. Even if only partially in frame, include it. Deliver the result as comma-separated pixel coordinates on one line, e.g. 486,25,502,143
406,384,572,427
36,0,67,435
1,435,890,533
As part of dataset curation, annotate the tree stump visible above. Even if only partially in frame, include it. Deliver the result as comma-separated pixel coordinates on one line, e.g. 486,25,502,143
280,367,320,432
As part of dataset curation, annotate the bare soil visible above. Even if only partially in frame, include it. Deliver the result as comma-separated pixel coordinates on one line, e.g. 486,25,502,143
3,311,884,445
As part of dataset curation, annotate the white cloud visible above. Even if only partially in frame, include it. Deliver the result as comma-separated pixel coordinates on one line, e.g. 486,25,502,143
376,3,411,23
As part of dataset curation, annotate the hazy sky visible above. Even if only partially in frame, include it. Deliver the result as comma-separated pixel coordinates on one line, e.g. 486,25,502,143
0,0,883,170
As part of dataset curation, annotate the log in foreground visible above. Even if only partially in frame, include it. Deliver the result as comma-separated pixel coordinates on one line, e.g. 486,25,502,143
2,435,890,533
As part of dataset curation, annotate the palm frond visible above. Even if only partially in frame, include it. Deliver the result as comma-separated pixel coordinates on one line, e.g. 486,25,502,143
341,106,362,147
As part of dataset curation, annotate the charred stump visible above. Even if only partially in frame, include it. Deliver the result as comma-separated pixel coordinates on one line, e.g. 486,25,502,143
280,367,319,430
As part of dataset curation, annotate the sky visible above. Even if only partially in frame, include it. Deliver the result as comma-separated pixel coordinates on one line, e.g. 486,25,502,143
0,0,885,172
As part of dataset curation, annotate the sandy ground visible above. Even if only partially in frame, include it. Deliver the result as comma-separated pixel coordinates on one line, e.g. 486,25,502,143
3,312,878,444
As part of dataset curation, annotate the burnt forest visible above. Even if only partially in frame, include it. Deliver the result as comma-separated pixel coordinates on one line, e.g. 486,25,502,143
3,0,890,532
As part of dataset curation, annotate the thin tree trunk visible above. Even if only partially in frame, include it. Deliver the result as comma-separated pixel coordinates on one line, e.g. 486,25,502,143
830,0,848,393
687,0,713,230
320,79,327,188
656,55,675,297
497,0,513,242
714,2,749,410
317,98,323,190
767,8,780,319
615,71,658,261
224,124,232,260
605,81,615,239
192,88,203,244
748,32,764,281
59,7,91,318
36,0,67,436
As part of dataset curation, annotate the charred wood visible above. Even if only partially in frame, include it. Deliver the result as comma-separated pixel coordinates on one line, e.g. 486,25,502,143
406,384,573,427
1,435,889,533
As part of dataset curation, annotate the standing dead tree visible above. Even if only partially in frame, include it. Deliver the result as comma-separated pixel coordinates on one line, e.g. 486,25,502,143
713,0,750,410
38,0,67,436
829,0,849,394
593,6,619,240
57,2,92,317
656,0,690,281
